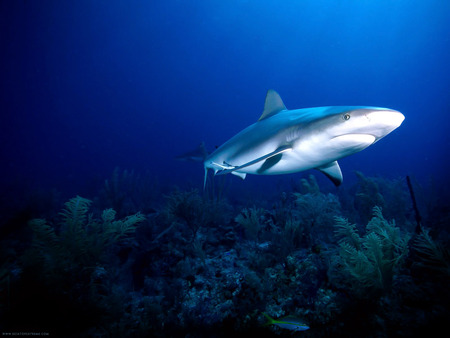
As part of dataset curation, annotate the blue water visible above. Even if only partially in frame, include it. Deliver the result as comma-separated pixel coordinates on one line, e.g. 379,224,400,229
1,1,449,336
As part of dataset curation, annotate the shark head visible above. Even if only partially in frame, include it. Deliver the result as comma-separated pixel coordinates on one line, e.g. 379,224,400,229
329,107,404,140
308,107,405,158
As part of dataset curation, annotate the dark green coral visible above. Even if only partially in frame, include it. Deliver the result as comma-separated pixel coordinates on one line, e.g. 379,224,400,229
26,195,145,283
333,206,410,297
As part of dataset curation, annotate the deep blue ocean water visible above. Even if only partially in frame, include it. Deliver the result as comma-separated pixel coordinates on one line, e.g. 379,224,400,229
1,1,449,336
1,0,449,194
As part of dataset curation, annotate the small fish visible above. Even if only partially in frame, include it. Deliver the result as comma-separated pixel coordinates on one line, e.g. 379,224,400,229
257,241,271,250
263,312,310,331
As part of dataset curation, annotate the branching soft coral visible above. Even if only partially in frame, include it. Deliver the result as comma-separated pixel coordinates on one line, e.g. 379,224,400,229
27,196,145,278
413,228,450,276
293,189,341,245
164,189,232,238
235,207,265,241
13,196,146,334
333,206,410,297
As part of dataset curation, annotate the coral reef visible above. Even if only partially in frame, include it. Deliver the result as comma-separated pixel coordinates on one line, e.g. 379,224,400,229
235,207,265,241
0,172,448,336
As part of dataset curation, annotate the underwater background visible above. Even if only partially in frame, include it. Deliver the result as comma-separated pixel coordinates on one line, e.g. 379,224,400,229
1,0,449,337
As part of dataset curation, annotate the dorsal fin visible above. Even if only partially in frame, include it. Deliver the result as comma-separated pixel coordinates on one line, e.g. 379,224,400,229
258,90,287,121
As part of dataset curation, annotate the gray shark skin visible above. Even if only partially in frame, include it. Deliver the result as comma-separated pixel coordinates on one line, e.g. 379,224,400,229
204,90,405,187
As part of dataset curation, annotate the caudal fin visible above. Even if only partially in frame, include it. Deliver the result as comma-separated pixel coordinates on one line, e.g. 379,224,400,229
175,142,208,162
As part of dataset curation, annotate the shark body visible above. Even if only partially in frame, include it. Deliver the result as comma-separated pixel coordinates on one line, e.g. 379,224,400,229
203,90,404,186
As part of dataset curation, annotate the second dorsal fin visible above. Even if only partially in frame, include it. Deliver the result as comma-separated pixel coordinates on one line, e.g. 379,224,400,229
258,90,287,121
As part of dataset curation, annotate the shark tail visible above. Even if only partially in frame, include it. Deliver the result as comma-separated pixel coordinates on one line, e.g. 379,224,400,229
175,142,208,162
175,142,210,190
197,142,208,161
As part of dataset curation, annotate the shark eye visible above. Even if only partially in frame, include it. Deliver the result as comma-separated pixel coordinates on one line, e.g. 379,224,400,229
343,113,351,121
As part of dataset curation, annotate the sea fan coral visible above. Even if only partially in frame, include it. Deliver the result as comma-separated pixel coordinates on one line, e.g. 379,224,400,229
413,228,450,276
235,207,265,241
27,196,145,278
332,206,410,297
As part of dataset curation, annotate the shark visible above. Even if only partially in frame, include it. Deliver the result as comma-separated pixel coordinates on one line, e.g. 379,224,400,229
199,90,404,187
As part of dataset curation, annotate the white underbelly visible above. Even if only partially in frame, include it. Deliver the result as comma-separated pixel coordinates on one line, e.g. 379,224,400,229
240,134,375,175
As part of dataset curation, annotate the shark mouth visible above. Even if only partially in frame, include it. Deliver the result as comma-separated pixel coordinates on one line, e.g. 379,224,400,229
330,134,376,148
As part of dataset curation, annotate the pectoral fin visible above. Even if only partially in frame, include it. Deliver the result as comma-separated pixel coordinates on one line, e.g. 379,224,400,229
216,145,292,176
257,153,283,174
315,161,343,186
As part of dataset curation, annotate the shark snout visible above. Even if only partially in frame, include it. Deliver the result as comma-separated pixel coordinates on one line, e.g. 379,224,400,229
391,110,405,127
364,109,405,140
366,109,404,127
